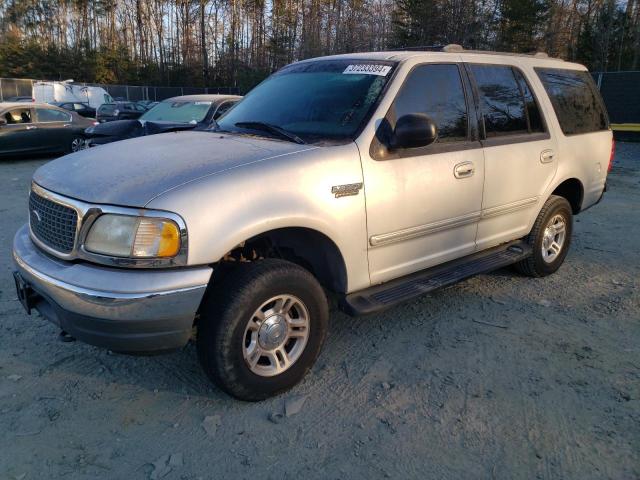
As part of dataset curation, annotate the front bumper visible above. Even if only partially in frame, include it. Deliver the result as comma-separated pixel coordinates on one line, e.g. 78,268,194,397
13,225,212,353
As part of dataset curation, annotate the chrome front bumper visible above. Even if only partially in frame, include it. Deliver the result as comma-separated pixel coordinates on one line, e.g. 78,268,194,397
12,224,212,353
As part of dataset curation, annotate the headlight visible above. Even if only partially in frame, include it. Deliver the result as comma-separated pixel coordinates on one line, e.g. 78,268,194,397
85,214,181,258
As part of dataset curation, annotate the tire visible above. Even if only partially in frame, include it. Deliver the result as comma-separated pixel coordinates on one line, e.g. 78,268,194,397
69,136,85,153
197,259,329,401
515,195,573,277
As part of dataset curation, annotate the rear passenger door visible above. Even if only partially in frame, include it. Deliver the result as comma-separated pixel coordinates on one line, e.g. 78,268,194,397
34,107,74,152
466,62,558,249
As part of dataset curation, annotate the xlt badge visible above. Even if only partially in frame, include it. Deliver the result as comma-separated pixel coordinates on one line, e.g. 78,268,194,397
331,183,363,198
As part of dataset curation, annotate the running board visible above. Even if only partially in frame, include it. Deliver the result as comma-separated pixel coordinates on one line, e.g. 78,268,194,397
340,241,532,316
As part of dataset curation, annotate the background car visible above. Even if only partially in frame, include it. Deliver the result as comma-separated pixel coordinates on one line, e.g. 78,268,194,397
3,96,32,102
136,100,159,110
85,94,241,147
51,101,96,119
96,101,146,122
0,102,96,157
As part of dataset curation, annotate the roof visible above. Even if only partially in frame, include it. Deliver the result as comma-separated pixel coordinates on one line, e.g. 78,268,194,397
296,45,587,70
162,94,242,103
0,102,64,109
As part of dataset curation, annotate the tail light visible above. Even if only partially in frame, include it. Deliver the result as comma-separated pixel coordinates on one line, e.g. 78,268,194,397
608,138,615,172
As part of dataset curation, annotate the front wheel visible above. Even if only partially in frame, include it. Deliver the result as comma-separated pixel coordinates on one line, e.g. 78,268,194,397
515,195,573,277
197,259,329,401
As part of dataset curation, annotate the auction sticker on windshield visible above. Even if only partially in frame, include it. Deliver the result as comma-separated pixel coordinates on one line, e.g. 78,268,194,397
343,64,392,76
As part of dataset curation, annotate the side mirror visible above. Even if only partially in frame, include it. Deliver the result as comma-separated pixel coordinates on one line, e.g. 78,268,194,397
392,113,438,149
0,117,6,126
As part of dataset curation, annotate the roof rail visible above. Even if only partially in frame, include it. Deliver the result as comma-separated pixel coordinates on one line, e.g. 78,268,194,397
394,45,446,51
393,44,559,60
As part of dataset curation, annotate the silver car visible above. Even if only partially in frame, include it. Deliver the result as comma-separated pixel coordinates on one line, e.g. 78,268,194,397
13,45,612,400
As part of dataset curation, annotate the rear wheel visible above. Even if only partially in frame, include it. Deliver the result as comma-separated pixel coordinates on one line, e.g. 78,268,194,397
515,195,573,277
197,259,329,401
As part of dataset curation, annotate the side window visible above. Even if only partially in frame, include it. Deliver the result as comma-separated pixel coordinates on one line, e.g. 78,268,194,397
74,103,85,110
470,65,528,137
214,101,235,120
3,108,32,124
389,64,468,143
36,108,71,122
535,68,608,135
513,69,544,133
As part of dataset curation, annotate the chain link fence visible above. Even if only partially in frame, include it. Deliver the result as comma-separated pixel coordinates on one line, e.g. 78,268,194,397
592,71,640,125
0,77,239,102
593,71,640,140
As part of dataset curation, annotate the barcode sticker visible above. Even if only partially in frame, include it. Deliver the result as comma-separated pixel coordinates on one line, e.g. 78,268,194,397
343,64,392,76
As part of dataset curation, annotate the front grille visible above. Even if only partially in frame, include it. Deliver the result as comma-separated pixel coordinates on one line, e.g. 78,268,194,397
29,190,78,254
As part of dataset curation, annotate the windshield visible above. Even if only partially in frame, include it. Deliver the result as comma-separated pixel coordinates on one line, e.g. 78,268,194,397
141,100,212,123
217,59,396,142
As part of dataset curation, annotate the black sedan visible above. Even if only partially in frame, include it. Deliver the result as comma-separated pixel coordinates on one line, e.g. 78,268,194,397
96,101,147,122
0,102,96,157
51,101,97,119
85,95,241,147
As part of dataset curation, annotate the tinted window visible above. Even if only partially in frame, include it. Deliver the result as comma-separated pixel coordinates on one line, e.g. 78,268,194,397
388,64,468,143
470,65,528,137
513,69,544,133
36,108,71,122
536,68,608,135
99,104,116,115
3,108,32,124
214,101,236,119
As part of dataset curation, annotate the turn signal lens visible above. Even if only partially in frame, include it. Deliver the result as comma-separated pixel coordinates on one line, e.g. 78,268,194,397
133,219,181,257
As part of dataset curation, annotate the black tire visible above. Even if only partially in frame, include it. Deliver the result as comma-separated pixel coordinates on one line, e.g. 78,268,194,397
197,259,329,401
515,195,573,277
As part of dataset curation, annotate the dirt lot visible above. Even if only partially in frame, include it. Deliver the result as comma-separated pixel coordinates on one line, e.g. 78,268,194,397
0,144,638,480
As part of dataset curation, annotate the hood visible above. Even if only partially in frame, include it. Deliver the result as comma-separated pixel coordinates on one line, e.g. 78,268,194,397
34,131,315,207
86,119,142,138
143,121,198,135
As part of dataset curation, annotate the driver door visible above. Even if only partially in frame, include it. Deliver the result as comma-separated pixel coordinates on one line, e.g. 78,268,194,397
360,63,485,284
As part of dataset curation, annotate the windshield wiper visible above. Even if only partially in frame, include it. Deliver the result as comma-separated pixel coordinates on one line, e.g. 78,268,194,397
234,121,306,144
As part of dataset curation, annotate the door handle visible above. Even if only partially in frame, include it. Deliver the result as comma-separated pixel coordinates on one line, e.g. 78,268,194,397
454,161,475,179
26,125,37,130
540,149,555,163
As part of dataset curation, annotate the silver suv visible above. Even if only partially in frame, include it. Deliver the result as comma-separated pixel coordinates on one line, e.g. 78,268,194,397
13,46,612,400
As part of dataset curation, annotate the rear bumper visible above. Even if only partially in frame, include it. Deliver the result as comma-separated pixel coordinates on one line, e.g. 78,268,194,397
13,224,212,353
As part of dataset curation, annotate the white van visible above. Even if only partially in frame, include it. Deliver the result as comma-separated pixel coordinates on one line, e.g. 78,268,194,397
32,81,113,109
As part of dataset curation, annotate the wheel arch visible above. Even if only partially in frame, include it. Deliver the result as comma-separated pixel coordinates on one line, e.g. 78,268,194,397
550,177,584,214
216,226,349,294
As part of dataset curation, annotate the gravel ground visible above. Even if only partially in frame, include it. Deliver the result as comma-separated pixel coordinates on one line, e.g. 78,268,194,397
0,144,638,480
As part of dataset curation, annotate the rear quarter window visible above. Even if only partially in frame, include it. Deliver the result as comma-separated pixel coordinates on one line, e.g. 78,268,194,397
535,68,608,135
